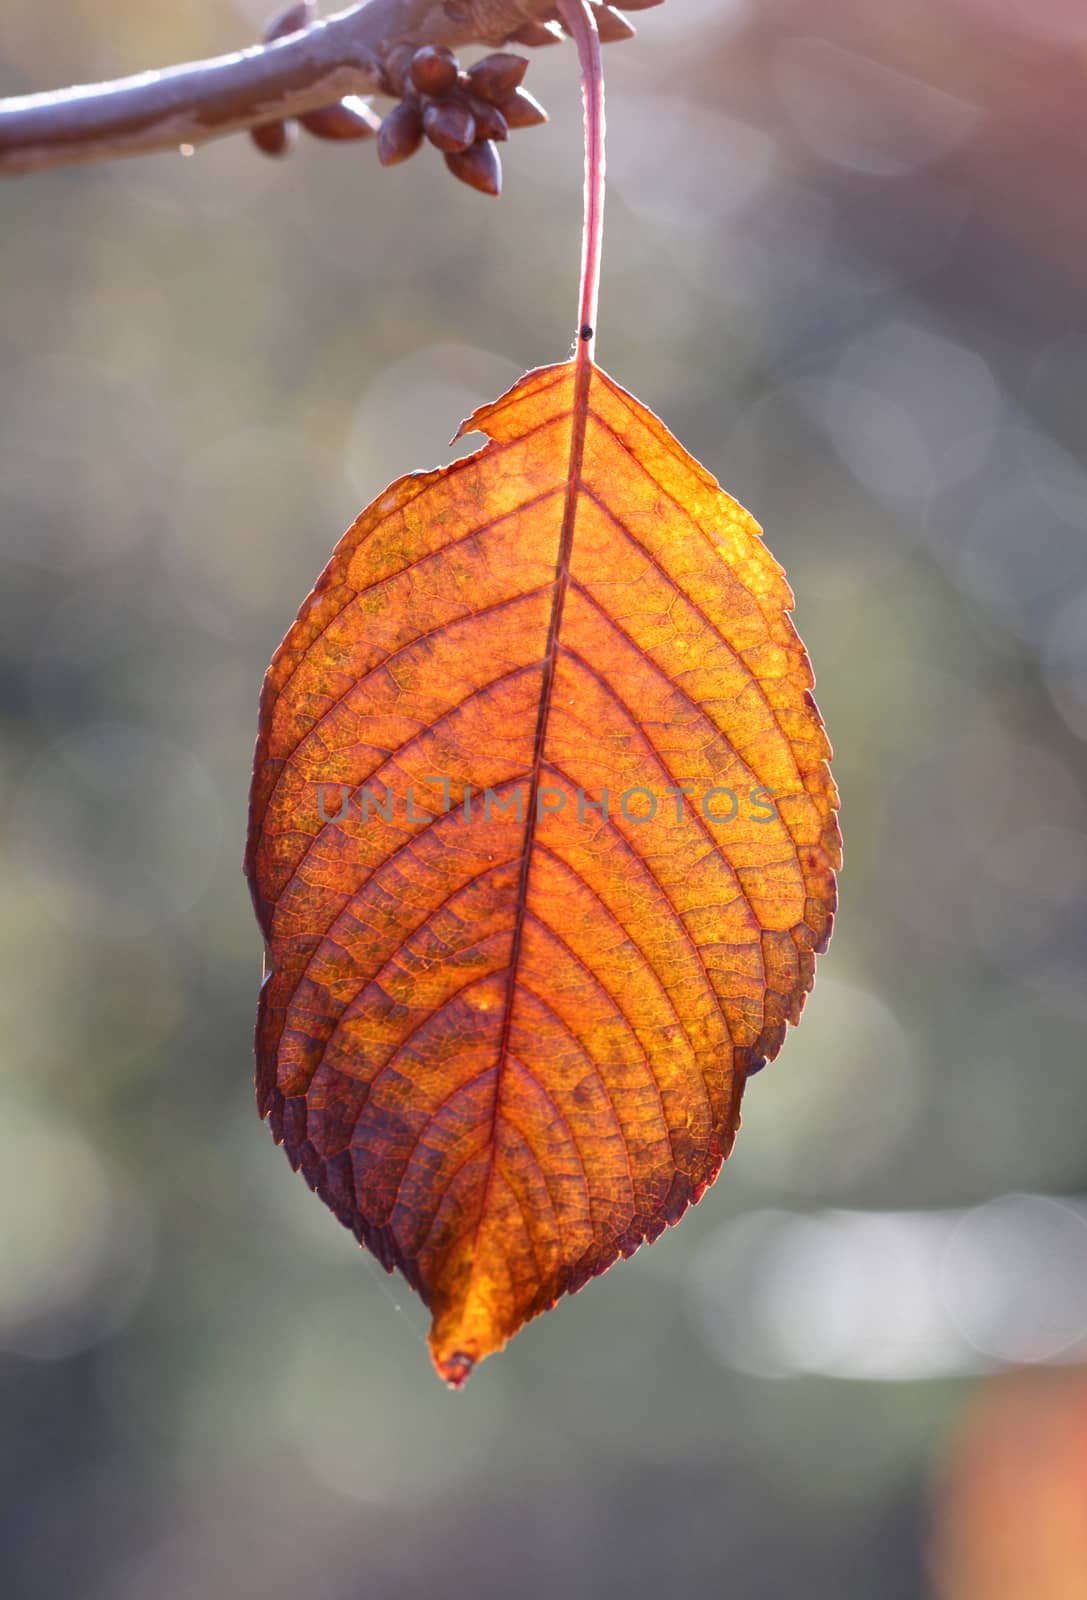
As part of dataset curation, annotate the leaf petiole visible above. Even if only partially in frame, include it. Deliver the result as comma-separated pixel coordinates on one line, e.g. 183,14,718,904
556,0,606,365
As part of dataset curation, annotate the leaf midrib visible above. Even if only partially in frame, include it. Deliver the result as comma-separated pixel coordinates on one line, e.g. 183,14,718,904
459,355,595,1315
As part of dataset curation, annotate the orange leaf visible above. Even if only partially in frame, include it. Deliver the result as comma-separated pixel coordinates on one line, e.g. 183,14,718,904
245,358,840,1385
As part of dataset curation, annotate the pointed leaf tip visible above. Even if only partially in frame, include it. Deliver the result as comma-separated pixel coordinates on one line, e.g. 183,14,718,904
435,1350,477,1389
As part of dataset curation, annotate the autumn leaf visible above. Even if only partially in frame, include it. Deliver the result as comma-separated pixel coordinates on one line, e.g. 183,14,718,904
245,356,841,1385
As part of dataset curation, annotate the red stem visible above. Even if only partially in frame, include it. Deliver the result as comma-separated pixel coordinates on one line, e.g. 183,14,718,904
556,0,605,363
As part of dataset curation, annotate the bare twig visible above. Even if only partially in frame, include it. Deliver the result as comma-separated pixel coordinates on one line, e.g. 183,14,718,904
0,0,580,177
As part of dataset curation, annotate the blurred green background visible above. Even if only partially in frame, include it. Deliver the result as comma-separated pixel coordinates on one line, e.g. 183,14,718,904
3,2,1087,1596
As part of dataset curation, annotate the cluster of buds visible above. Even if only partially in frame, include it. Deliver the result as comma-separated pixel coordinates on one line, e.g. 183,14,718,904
375,44,546,196
248,0,665,193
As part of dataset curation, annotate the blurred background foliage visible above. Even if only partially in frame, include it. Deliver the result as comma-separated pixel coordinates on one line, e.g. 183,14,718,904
2,1,1087,1596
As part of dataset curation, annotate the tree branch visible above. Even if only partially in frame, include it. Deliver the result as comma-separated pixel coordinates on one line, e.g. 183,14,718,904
0,0,568,177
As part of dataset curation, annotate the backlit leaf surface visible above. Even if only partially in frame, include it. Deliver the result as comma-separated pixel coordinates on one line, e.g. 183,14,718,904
245,359,840,1384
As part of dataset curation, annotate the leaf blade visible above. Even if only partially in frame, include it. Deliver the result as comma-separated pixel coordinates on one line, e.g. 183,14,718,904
246,359,840,1384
